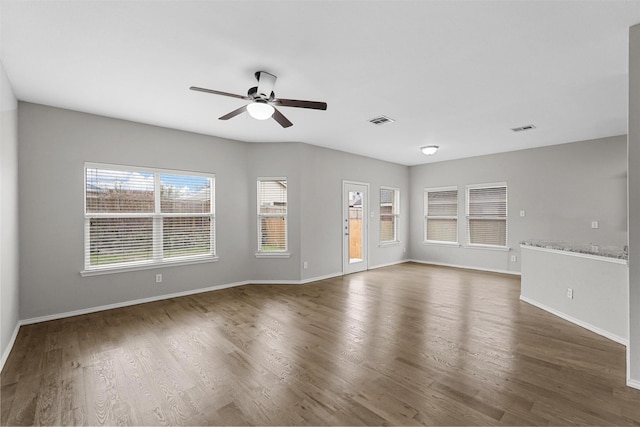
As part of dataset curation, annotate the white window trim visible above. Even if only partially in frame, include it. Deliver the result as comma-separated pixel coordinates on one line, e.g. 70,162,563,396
82,162,216,275
465,182,508,249
379,241,403,248
424,185,459,245
256,176,289,258
379,186,400,244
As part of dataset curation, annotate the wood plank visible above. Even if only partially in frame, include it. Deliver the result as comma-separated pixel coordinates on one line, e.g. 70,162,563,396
2,263,640,425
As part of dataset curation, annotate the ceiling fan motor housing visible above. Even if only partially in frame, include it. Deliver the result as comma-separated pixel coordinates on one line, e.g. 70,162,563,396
248,86,275,102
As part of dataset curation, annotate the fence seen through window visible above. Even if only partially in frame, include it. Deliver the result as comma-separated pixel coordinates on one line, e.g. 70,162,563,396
84,164,215,271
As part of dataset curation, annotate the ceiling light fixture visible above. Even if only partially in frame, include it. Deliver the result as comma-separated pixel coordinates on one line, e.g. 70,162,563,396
420,145,439,156
246,101,274,120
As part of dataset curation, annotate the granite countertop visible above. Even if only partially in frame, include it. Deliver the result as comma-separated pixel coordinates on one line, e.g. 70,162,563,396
520,239,628,260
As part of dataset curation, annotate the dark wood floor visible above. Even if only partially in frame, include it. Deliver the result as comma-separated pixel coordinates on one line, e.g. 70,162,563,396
2,262,640,425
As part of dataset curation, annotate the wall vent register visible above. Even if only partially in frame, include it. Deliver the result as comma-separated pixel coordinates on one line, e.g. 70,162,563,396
511,124,536,132
368,115,395,125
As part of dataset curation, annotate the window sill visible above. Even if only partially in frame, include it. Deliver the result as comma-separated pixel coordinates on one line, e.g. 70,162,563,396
81,255,219,277
423,241,461,247
463,244,510,252
379,241,402,248
255,252,291,259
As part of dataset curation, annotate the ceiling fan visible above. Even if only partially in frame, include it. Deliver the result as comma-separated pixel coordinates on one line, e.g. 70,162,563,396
190,71,327,128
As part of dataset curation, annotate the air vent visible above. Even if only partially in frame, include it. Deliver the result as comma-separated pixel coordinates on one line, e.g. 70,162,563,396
369,115,395,125
511,124,536,132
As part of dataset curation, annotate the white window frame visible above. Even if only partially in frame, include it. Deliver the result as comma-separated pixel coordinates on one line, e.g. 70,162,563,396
379,186,400,245
465,182,508,249
256,177,289,258
424,186,459,245
82,162,217,276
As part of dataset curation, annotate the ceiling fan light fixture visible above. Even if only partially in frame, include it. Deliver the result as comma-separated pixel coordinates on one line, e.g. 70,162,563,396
421,145,439,156
247,101,274,120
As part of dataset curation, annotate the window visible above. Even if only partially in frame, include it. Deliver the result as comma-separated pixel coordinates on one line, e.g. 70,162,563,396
380,187,400,243
257,178,288,256
466,183,507,247
424,187,458,243
84,163,215,273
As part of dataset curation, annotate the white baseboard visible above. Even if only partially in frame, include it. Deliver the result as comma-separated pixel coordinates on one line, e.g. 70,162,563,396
369,259,409,270
249,272,344,285
408,259,521,276
627,378,640,390
18,270,351,327
1,322,21,372
21,280,251,326
249,279,303,285
519,295,628,346
300,272,344,284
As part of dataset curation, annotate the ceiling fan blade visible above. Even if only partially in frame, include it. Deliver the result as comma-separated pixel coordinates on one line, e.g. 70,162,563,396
190,86,250,100
256,71,277,98
272,98,327,110
272,107,293,128
219,105,248,120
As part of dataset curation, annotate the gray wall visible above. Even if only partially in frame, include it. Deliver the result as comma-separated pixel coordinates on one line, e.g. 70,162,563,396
0,61,19,365
17,102,410,320
18,103,251,319
300,144,410,280
628,22,640,386
409,135,628,273
521,246,628,343
246,142,303,281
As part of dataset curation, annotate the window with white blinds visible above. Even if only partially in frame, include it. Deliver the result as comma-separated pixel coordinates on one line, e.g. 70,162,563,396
84,163,215,272
424,187,458,243
380,187,400,243
466,183,507,247
257,178,288,254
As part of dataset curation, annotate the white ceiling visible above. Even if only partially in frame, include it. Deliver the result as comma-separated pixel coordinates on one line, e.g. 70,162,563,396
2,0,639,166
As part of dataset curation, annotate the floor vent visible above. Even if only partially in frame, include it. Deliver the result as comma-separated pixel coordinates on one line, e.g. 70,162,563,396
511,124,536,132
368,115,395,125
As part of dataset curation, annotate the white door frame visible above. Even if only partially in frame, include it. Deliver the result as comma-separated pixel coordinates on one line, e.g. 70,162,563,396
342,180,369,275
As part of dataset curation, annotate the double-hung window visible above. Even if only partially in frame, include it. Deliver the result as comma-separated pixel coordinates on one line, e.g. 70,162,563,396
379,187,400,244
424,187,458,244
257,178,288,257
466,183,507,248
84,163,216,273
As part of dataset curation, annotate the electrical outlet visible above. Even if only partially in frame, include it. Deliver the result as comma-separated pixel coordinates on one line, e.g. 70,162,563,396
591,221,599,229
156,274,162,283
510,255,517,262
520,210,526,217
567,288,573,299
303,261,308,269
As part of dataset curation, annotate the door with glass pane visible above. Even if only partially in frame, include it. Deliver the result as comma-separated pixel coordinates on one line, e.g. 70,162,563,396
343,181,368,274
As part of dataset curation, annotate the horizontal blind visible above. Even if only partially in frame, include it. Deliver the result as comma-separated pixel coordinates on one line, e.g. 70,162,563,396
85,165,215,270
258,179,287,252
467,185,507,247
160,173,214,259
86,168,154,213
425,188,458,243
380,188,398,242
88,218,153,266
160,174,211,213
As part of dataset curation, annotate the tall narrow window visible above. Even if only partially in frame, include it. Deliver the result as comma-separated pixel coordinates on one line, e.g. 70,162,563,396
466,183,507,247
424,187,458,243
257,178,288,255
84,163,215,273
380,187,400,243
